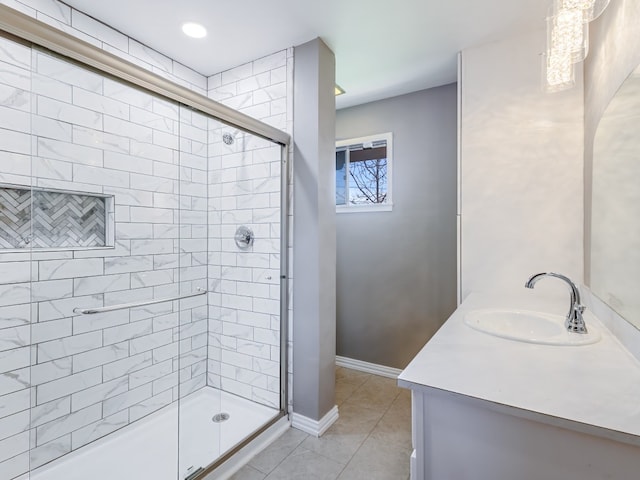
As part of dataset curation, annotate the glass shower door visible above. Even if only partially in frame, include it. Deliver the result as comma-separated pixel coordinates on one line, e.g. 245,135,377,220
20,44,189,480
175,105,218,479
177,112,285,477
0,23,287,480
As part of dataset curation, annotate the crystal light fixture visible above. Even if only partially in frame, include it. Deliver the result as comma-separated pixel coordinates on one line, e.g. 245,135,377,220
548,8,588,63
543,0,609,92
555,0,611,21
543,49,575,92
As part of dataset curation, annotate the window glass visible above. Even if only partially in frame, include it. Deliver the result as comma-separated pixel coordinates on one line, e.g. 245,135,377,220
335,133,392,211
336,149,347,205
348,144,387,204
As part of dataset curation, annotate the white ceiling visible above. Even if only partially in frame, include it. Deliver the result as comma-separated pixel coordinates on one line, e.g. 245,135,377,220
62,0,548,109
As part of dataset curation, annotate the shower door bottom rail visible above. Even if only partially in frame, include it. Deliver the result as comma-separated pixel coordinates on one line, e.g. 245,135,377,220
73,287,208,315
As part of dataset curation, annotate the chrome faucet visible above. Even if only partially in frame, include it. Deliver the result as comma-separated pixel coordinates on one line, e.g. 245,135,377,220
524,272,587,334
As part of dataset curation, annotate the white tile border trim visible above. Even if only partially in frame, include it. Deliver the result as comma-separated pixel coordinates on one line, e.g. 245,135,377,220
336,355,403,379
291,405,339,438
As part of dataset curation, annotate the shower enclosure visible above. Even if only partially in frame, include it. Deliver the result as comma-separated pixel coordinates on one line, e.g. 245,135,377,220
0,6,289,480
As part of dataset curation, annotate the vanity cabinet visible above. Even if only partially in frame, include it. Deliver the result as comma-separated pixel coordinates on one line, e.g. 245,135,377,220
399,293,640,480
406,386,640,480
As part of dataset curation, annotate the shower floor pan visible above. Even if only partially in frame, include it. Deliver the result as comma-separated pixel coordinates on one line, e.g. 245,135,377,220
29,387,279,480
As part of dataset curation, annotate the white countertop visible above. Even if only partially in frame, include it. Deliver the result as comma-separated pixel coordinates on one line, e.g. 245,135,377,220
398,292,640,446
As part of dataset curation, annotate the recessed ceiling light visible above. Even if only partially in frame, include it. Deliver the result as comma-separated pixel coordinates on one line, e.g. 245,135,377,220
335,84,345,96
182,22,207,39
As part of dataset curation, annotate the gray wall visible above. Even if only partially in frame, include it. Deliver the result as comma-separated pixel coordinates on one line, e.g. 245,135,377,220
335,85,457,369
292,38,337,421
584,0,640,285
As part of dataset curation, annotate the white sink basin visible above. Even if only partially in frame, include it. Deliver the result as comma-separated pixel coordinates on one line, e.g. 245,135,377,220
463,309,601,346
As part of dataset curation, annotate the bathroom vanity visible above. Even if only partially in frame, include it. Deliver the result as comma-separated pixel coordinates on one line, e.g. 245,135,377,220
398,292,640,480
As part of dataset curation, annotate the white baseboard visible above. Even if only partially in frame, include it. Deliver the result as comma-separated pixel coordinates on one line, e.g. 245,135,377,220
291,405,339,437
336,355,403,379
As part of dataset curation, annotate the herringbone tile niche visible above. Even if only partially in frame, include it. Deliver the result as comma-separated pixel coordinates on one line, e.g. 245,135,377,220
0,186,111,249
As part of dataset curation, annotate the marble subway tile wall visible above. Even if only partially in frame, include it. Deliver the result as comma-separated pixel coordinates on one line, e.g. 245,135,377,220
176,104,210,398
2,0,295,412
207,50,293,409
0,38,208,478
0,1,211,477
207,128,282,409
0,34,34,480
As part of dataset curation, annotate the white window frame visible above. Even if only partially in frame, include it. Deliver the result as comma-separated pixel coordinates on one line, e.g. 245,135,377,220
335,132,393,213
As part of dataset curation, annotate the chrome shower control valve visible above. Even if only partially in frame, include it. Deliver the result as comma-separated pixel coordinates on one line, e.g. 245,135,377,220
234,225,254,249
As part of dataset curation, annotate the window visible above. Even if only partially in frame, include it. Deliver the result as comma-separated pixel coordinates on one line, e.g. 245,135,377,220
335,132,392,212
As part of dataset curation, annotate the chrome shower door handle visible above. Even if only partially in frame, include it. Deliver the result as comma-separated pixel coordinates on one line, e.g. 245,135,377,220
73,287,208,315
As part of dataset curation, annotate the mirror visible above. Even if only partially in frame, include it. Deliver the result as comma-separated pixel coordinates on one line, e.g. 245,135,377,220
591,64,640,328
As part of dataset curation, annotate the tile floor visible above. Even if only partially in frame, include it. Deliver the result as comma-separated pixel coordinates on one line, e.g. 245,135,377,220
227,367,412,480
